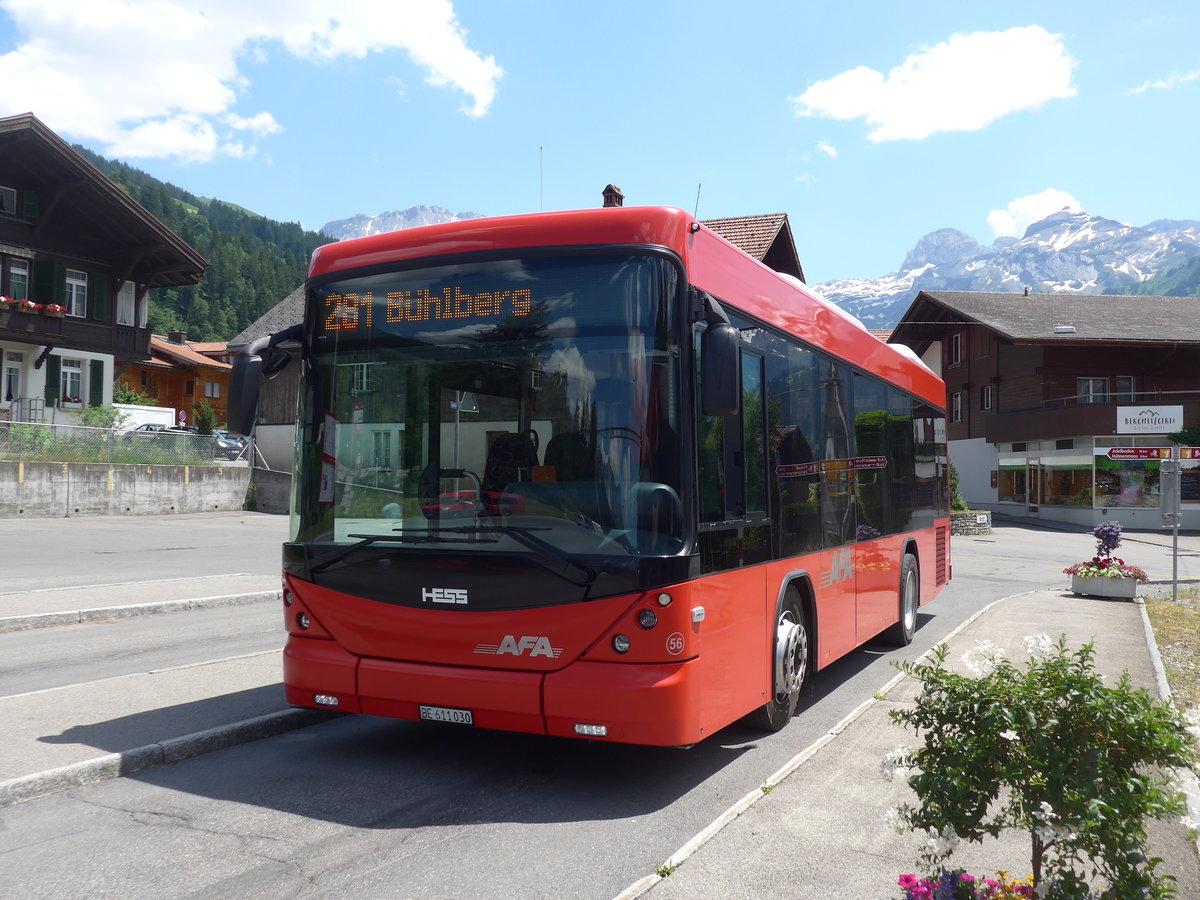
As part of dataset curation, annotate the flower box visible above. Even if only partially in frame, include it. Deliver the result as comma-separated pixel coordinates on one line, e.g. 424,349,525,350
1070,574,1138,599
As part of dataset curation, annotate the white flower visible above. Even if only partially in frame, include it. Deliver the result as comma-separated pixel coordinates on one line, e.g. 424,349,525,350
1031,800,1077,843
925,825,959,857
880,746,916,781
1000,729,1020,742
1024,632,1055,662
884,804,913,834
962,639,1006,677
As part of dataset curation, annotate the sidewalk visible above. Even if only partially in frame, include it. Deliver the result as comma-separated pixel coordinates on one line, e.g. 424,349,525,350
624,589,1200,899
0,574,336,808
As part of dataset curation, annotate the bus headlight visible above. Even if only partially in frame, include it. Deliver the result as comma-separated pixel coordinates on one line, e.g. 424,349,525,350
612,634,631,653
297,612,311,630
638,609,659,629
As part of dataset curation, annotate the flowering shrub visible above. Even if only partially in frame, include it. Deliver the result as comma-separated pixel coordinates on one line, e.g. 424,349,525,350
1062,557,1149,581
886,634,1199,899
43,303,67,313
898,870,1034,899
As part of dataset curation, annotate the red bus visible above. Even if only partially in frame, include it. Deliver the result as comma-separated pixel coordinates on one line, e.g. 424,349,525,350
230,206,950,746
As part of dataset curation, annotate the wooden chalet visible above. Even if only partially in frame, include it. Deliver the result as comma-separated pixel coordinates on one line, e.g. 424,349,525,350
0,112,206,423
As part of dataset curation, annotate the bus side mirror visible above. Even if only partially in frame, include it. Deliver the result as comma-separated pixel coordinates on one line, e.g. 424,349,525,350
228,335,268,437
701,322,740,417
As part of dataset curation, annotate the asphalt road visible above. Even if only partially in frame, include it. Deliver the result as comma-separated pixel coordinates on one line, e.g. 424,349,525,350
0,511,289,592
1,517,1197,898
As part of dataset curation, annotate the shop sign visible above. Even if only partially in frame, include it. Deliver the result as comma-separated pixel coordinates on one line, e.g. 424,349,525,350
1116,405,1182,434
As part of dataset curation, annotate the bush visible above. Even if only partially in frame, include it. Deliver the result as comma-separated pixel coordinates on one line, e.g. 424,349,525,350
886,635,1199,899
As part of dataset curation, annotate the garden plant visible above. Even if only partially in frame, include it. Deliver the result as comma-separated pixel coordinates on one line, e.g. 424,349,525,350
885,633,1199,899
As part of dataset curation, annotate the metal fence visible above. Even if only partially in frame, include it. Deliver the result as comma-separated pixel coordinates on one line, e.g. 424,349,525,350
0,421,219,466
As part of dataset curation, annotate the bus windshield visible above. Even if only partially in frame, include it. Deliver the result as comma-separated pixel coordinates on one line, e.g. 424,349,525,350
292,253,686,560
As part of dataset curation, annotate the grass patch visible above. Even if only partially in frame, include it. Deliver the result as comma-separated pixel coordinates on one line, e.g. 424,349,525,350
1143,586,1200,712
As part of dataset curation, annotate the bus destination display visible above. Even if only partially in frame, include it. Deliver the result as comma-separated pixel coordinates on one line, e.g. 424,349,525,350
322,287,533,333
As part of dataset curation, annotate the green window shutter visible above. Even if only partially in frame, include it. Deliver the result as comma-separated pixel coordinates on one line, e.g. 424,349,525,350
21,189,38,218
89,360,104,406
33,261,65,306
91,273,109,322
44,355,61,407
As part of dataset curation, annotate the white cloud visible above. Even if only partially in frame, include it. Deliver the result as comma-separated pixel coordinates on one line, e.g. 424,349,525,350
987,189,1082,239
0,0,503,161
789,26,1076,141
1128,70,1200,94
816,140,838,159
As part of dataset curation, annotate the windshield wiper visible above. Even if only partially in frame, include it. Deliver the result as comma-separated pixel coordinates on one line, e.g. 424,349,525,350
307,527,595,586
308,532,497,574
436,525,595,585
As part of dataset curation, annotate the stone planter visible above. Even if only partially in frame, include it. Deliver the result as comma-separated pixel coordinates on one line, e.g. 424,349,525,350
1069,574,1139,599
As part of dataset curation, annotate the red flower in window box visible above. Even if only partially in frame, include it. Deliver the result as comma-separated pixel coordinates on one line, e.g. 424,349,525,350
43,303,66,318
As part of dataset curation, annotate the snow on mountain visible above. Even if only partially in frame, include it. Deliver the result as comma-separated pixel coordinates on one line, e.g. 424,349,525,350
815,210,1200,328
320,205,484,241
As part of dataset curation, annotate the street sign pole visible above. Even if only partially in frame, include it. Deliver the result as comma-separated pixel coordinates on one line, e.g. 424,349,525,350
1161,445,1181,603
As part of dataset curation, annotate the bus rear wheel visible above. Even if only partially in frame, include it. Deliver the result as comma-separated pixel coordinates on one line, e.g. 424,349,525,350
749,593,808,732
882,553,918,646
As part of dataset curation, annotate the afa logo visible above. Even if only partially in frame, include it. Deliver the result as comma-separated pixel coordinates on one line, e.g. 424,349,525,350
475,635,563,658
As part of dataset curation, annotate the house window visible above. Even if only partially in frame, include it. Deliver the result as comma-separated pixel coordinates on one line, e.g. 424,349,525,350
61,359,82,403
1077,377,1107,404
185,380,194,396
350,362,373,393
65,269,88,317
950,333,962,365
4,351,22,403
372,430,391,468
951,391,963,422
1114,376,1134,404
116,282,136,326
205,382,221,399
8,258,29,300
0,186,15,215
980,385,992,410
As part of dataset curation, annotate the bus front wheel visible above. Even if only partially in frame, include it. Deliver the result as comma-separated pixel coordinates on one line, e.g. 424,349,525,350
882,553,918,646
749,592,808,732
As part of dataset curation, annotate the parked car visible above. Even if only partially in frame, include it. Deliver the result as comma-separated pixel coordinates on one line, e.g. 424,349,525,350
213,428,247,460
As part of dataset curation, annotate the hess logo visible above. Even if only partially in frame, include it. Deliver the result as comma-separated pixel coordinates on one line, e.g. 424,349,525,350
422,587,468,605
475,635,563,658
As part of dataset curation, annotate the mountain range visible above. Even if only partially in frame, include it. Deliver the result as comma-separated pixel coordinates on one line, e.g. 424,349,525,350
814,209,1200,327
321,205,483,241
324,206,1200,329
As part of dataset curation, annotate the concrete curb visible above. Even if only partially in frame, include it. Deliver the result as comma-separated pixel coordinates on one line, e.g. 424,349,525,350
0,590,280,633
612,592,1026,900
1137,597,1200,864
0,706,340,809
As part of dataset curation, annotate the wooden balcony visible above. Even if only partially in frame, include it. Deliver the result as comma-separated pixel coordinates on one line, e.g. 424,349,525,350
0,307,152,362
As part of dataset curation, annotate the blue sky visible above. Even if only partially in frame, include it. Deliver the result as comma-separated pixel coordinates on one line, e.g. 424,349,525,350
1,1,1197,283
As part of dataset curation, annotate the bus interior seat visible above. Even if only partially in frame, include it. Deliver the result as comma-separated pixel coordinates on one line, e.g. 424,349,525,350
483,432,539,493
543,432,595,482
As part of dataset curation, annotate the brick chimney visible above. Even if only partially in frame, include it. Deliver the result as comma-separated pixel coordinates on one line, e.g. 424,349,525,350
602,184,624,208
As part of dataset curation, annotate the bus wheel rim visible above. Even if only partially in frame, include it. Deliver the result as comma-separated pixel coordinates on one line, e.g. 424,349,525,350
774,611,806,702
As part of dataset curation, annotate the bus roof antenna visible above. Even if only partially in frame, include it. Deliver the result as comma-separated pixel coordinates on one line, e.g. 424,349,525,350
693,183,702,219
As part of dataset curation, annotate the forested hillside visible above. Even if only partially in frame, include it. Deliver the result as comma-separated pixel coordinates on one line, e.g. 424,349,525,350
1132,255,1200,297
73,145,333,341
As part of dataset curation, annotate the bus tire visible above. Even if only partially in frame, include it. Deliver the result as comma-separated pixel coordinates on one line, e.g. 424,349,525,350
882,553,918,646
748,590,808,732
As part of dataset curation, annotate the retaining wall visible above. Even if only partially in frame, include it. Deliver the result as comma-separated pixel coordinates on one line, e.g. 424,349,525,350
0,461,251,517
